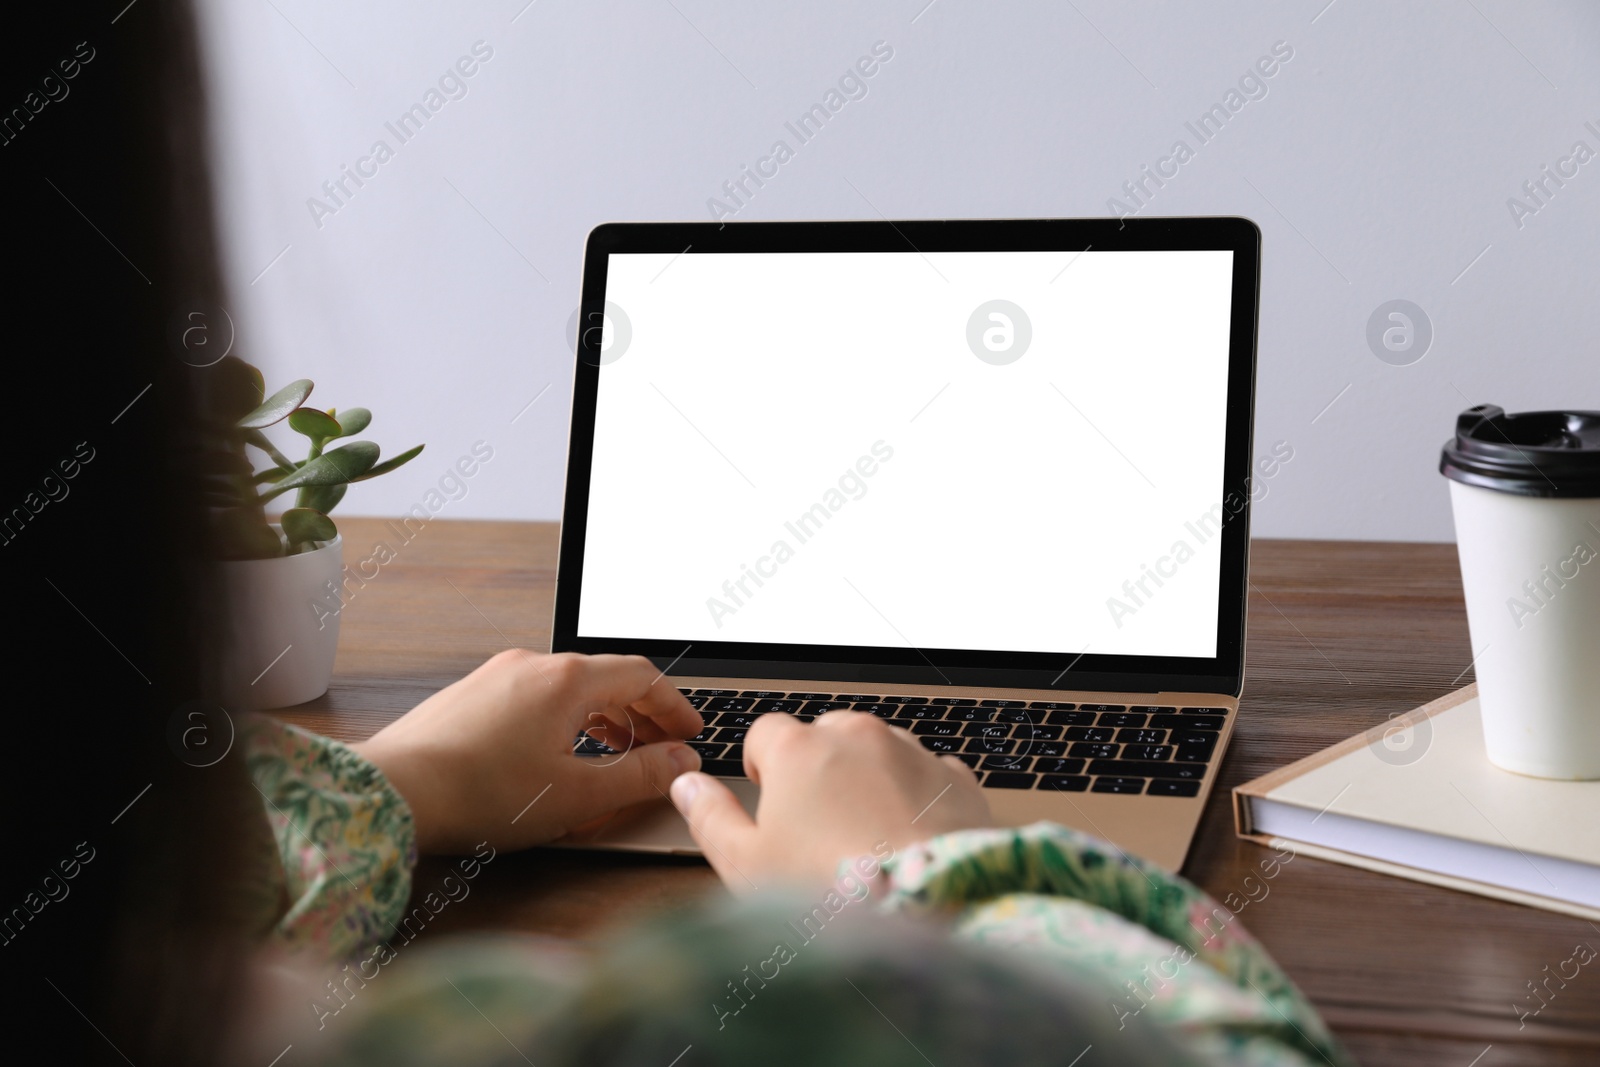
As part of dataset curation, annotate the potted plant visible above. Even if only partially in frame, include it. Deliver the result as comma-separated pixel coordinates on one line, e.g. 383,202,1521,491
203,357,422,709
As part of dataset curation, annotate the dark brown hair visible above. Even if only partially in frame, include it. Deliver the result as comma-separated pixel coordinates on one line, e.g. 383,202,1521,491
0,2,246,1063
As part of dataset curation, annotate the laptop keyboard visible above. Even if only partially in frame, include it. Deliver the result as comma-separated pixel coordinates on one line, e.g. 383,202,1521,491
572,689,1228,798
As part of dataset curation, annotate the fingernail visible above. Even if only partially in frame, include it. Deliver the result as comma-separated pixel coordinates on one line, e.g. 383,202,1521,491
670,771,704,811
668,743,700,775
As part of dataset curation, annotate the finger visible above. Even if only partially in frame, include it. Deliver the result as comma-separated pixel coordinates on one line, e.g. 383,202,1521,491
619,709,692,745
561,655,701,739
580,705,690,750
669,771,760,891
742,712,805,787
940,754,979,782
570,738,700,814
886,720,925,748
900,729,949,765
580,714,638,753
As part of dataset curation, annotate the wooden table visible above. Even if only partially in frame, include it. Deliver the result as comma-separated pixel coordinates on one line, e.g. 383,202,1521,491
276,517,1600,1067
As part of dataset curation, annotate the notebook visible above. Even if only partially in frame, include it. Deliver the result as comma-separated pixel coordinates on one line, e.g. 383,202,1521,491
1233,684,1600,920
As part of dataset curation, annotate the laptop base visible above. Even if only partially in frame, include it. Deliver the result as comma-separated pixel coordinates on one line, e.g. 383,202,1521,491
553,677,1238,872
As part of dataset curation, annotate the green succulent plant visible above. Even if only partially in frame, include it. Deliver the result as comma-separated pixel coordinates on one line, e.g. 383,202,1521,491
201,357,423,559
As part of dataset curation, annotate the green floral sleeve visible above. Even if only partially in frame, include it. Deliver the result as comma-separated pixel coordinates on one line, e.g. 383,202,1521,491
238,721,1348,1067
878,821,1354,1067
242,716,416,961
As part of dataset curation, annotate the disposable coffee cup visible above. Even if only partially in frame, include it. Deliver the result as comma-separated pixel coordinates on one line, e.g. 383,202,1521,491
1441,404,1600,779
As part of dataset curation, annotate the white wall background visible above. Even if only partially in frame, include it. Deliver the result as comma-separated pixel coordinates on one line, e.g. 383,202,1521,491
197,0,1600,542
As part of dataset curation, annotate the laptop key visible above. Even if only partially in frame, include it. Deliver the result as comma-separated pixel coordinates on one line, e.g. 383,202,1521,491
1010,740,1065,757
1063,726,1115,743
1155,714,1223,731
946,706,998,722
1029,701,1077,710
689,726,716,743
912,720,962,737
741,690,787,698
573,737,617,756
1012,724,1062,740
884,718,912,730
1088,759,1204,780
1115,728,1166,745
961,722,1013,739
1173,745,1214,763
1148,779,1201,797
1097,712,1147,729
853,703,899,717
723,744,744,762
1123,744,1174,762
714,712,760,729
787,692,833,700
994,708,1046,724
688,742,725,758
1041,774,1090,792
980,754,1034,773
1079,703,1127,713
706,697,754,712
931,697,978,705
835,694,879,702
984,772,1038,789
1182,707,1229,715
1045,710,1098,726
1034,757,1086,775
965,737,1016,755
895,705,947,720
752,699,804,714
954,752,982,768
800,701,853,714
712,727,747,744
1091,777,1145,794
1170,729,1220,747
979,699,1029,707
700,759,746,778
881,695,929,704
1068,742,1118,759
1129,705,1177,714
693,689,739,697
919,736,962,754
685,695,708,709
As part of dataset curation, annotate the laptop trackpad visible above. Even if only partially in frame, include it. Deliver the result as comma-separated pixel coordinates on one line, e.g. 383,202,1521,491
550,778,760,855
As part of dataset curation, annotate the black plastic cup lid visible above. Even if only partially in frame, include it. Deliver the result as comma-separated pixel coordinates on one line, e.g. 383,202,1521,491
1440,404,1600,498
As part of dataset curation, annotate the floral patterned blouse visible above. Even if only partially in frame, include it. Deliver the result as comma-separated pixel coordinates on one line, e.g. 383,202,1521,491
244,717,1353,1067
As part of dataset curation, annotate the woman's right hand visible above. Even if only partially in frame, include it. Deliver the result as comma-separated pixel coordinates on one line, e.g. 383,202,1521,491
669,710,993,892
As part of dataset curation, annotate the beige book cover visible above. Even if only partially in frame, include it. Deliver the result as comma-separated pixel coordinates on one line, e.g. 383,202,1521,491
1233,684,1600,920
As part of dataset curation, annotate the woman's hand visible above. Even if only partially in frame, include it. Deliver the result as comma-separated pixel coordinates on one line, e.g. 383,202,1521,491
353,650,701,854
668,710,992,892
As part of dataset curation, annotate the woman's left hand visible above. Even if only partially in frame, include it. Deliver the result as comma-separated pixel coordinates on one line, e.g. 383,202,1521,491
353,650,702,854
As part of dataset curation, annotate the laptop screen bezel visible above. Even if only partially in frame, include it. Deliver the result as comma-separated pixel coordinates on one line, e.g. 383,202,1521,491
552,217,1260,696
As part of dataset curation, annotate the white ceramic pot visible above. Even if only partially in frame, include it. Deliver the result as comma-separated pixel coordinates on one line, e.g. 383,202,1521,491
217,533,343,710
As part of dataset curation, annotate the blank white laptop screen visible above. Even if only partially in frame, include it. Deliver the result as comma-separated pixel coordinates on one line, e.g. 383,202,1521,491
575,249,1233,659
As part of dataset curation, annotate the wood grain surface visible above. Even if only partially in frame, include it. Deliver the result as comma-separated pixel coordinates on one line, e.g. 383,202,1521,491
273,517,1600,1066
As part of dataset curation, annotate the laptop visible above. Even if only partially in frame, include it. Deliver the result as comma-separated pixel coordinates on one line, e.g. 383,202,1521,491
551,217,1260,871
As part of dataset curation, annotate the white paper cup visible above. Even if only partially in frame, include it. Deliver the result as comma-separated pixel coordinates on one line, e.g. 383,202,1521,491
1443,405,1600,779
